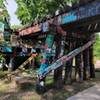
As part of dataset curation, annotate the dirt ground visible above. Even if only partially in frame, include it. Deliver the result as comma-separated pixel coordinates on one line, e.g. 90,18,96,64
0,66,100,100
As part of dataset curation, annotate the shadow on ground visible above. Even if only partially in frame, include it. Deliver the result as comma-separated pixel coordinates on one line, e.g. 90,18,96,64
0,71,100,100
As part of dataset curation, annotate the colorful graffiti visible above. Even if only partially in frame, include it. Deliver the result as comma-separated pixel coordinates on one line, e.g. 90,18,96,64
18,1,100,36
38,39,95,79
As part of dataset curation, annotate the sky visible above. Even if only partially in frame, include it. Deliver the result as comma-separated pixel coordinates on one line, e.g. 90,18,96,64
5,0,20,26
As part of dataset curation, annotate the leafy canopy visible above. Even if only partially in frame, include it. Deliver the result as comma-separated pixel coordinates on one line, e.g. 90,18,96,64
16,0,78,25
0,0,9,21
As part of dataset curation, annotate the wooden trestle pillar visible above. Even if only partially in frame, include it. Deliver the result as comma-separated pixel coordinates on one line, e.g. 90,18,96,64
75,41,84,82
83,45,95,79
54,34,64,89
83,38,90,80
83,34,95,79
64,41,73,84
83,48,90,80
89,45,95,78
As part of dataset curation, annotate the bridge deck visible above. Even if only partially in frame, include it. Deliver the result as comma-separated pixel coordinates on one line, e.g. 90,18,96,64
18,0,100,36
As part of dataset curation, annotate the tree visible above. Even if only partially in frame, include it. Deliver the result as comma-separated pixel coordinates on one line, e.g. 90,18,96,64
0,0,9,21
16,0,78,25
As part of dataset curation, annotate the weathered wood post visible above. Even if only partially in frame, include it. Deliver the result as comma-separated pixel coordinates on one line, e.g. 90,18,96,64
89,45,95,78
83,38,90,80
83,34,95,79
83,47,90,80
75,40,84,82
64,41,73,84
54,34,64,89
88,34,95,78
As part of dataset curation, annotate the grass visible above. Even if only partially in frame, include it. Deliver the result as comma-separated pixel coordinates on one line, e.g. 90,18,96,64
0,69,100,100
94,34,100,60
0,70,8,78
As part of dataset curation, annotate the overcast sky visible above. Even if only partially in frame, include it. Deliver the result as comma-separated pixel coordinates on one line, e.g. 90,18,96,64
5,0,20,26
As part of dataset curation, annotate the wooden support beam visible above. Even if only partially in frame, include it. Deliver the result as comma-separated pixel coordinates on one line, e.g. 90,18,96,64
83,48,90,80
75,41,84,82
75,53,84,82
89,45,95,78
64,41,73,84
54,35,63,89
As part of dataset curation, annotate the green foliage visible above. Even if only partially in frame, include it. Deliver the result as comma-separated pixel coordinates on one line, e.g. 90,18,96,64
0,0,4,9
0,54,4,61
0,0,9,21
16,0,78,25
11,24,23,30
94,34,100,60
